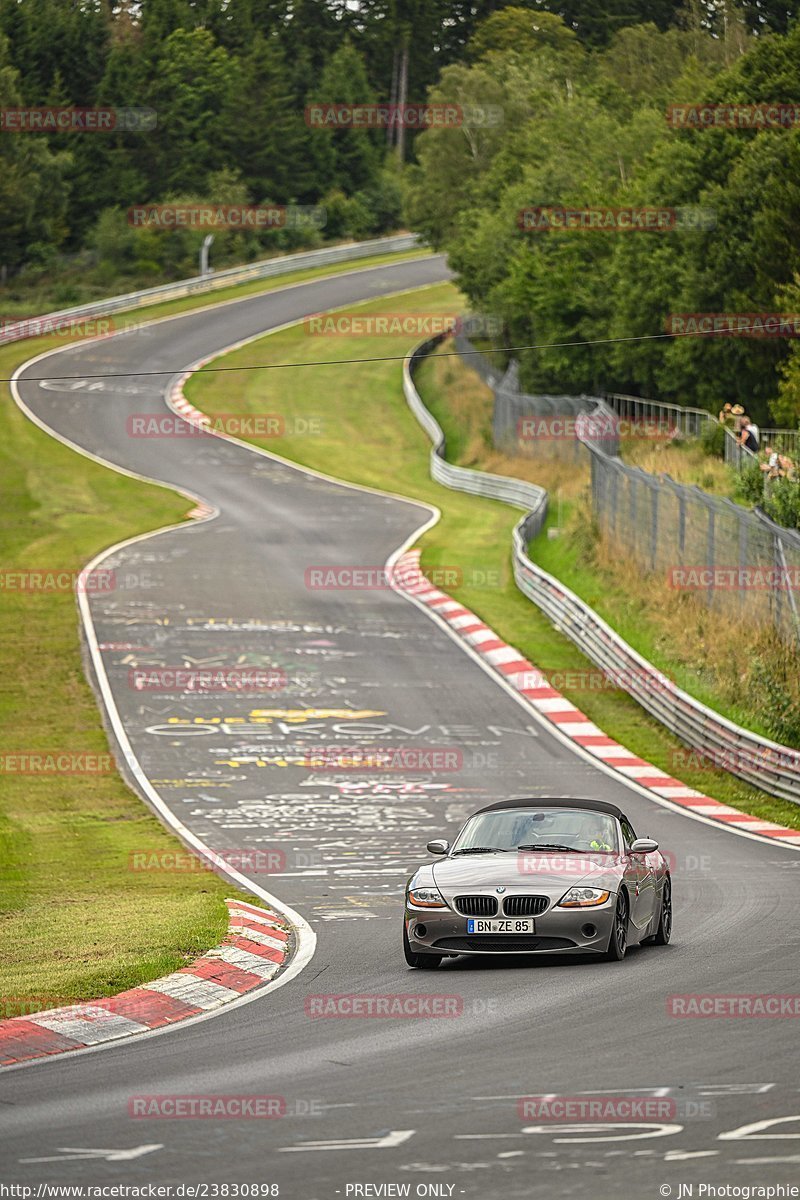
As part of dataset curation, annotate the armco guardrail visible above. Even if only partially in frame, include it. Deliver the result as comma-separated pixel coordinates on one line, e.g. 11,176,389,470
405,335,800,806
404,335,548,541
0,234,421,347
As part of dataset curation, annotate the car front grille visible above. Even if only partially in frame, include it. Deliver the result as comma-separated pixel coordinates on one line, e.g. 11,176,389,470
454,895,498,917
433,936,576,953
503,895,549,917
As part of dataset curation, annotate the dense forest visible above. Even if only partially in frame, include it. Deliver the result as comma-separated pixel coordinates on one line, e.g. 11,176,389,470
1,0,799,421
406,5,800,424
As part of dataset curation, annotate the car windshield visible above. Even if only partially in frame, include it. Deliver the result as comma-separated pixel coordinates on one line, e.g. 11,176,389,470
451,808,619,854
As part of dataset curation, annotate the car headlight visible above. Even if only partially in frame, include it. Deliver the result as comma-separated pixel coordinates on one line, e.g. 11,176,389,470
407,886,448,909
557,886,611,908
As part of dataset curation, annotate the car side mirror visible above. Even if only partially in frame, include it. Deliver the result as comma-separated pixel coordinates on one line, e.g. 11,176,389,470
630,837,658,854
427,839,450,855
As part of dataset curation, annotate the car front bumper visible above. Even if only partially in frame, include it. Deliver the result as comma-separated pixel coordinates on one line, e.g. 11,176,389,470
405,897,617,956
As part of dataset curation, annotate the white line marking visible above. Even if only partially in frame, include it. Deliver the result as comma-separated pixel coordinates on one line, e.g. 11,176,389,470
9,255,799,1067
20,1146,163,1164
279,1131,415,1152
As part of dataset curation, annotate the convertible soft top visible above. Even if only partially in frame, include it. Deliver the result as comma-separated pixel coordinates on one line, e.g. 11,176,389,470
474,796,627,820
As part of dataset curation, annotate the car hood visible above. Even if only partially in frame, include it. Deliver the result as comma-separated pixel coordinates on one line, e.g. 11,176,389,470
431,853,624,895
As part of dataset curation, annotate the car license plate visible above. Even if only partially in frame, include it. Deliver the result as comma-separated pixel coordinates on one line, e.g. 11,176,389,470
467,918,535,934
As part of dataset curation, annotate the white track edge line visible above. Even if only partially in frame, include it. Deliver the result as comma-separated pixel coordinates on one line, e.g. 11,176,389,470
7,261,796,1076
2,263,452,1072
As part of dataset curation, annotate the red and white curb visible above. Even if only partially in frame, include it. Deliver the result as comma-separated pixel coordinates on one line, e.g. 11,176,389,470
0,900,291,1067
170,372,215,430
170,368,220,519
394,550,800,847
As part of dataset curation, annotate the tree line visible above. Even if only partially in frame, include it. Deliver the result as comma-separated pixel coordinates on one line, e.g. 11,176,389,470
1,1,795,297
407,4,800,426
2,0,800,427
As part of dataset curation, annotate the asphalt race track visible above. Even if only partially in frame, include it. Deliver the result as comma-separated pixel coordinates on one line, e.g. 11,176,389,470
3,256,800,1199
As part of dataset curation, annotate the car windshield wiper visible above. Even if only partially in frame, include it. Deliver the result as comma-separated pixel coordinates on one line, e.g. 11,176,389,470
516,843,587,852
451,846,508,855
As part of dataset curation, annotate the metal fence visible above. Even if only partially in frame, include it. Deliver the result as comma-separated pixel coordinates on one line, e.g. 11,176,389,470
454,332,609,462
451,328,506,389
723,426,758,469
451,334,800,641
762,428,800,458
511,527,800,805
604,392,712,439
405,335,548,540
585,440,800,641
404,334,800,806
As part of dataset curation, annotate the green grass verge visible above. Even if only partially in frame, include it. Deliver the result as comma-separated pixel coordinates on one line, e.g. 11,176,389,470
0,343,239,1006
183,283,800,832
529,497,774,739
0,244,425,1007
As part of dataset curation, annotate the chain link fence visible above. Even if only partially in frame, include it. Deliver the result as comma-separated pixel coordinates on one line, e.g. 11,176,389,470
453,331,800,643
454,331,610,462
405,334,549,538
407,334,800,805
585,442,800,641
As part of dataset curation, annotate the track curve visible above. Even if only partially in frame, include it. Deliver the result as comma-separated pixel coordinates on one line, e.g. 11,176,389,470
2,256,800,1199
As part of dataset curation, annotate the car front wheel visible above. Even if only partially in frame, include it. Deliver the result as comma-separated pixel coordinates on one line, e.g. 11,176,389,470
653,876,672,945
604,891,629,961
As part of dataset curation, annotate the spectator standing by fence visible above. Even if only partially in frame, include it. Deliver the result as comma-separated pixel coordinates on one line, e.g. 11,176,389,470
731,404,745,436
739,414,760,453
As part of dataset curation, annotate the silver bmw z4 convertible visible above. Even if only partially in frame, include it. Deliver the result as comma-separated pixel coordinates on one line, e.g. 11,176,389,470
403,797,672,967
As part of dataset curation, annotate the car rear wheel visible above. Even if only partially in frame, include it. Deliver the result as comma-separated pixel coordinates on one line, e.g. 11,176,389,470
403,924,442,969
652,876,672,945
604,891,628,961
